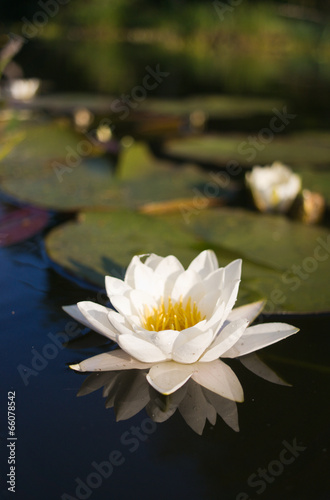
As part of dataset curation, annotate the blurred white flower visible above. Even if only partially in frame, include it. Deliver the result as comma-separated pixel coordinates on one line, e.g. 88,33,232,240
64,250,298,399
246,162,301,213
5,78,40,101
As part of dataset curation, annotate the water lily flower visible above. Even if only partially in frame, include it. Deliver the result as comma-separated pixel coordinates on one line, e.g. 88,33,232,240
246,162,301,213
64,250,298,401
4,78,40,101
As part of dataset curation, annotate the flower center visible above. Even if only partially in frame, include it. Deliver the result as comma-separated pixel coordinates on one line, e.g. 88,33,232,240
142,297,205,332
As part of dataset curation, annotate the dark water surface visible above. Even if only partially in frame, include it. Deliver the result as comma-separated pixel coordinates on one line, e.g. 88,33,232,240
1,231,330,500
1,36,330,500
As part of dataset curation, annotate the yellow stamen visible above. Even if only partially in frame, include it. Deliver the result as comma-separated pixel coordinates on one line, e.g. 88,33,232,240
141,296,205,332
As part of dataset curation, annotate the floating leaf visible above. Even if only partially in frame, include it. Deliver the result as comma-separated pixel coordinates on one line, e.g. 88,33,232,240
138,95,282,119
45,207,330,314
0,129,228,211
164,131,330,172
45,211,200,286
0,204,49,247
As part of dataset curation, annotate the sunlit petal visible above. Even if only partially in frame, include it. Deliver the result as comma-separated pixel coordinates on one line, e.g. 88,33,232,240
118,334,168,363
105,275,131,299
187,249,218,278
222,323,299,358
227,300,265,325
172,324,213,364
70,349,152,372
200,319,248,362
192,359,244,402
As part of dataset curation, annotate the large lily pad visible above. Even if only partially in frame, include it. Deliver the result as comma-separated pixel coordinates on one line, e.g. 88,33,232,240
45,211,200,286
0,122,225,210
164,132,330,171
45,208,330,314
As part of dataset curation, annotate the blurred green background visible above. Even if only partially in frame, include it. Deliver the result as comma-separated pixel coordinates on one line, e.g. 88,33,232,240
1,0,330,119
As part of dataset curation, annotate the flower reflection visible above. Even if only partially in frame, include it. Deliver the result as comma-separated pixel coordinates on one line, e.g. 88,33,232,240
75,352,288,435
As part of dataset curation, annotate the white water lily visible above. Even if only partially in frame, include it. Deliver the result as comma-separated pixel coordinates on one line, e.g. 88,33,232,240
246,162,301,213
64,250,298,400
5,78,40,101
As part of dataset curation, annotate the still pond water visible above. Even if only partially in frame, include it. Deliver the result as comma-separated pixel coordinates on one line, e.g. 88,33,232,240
1,39,330,500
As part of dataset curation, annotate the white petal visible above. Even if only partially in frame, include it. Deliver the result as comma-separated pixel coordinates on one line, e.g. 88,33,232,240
203,267,225,291
127,289,158,317
110,294,133,317
150,329,181,357
227,300,265,325
154,255,184,280
224,259,242,285
172,324,214,364
198,290,223,318
184,281,207,305
105,276,131,299
222,279,240,317
146,361,195,395
192,359,244,402
77,301,117,341
132,260,156,294
200,319,248,362
154,256,185,298
63,304,97,331
108,310,133,336
69,349,152,372
171,269,202,303
187,250,218,278
126,325,180,357
222,322,299,358
124,255,141,288
203,300,226,333
144,253,163,270
117,334,168,363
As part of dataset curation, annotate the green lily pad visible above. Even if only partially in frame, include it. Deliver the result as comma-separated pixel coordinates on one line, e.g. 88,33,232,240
45,207,330,314
0,121,226,210
18,94,281,120
138,95,282,119
0,120,118,210
164,131,330,171
45,211,200,286
12,93,117,116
